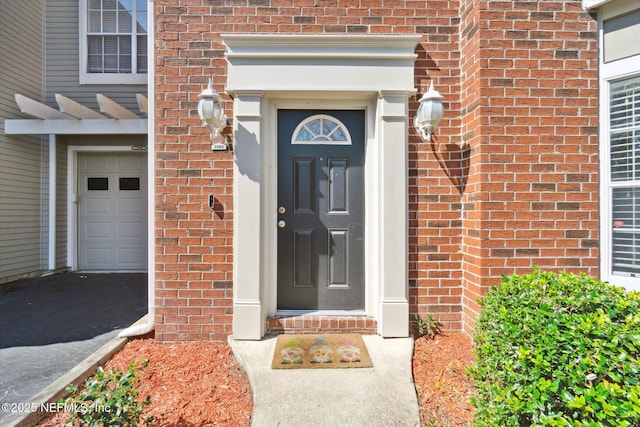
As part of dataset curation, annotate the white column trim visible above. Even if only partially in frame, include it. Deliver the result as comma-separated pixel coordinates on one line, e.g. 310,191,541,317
232,91,266,340
377,91,411,337
48,135,56,271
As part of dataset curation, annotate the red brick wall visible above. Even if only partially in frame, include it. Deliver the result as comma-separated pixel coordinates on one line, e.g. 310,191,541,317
457,0,484,332
456,0,599,333
154,0,234,341
154,0,598,341
409,0,464,332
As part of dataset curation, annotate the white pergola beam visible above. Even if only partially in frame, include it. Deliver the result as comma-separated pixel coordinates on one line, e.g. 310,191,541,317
4,119,148,134
15,94,70,119
136,94,148,115
55,94,106,119
97,94,140,119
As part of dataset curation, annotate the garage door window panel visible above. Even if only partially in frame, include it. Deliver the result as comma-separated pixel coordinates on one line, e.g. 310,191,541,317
119,177,140,190
88,177,109,191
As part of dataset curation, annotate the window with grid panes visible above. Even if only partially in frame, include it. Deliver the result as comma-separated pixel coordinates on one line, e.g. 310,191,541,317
609,75,640,277
81,0,147,84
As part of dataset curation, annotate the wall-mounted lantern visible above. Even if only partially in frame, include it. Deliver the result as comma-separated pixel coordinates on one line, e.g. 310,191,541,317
197,78,228,151
414,81,445,142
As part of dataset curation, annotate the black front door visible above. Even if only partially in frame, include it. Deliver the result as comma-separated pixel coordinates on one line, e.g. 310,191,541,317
277,110,365,310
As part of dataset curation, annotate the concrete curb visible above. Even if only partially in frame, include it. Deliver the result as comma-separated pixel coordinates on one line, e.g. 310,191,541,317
227,334,263,413
3,315,148,427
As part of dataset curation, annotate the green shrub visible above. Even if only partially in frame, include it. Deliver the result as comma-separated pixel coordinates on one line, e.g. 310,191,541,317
413,313,441,339
61,360,152,426
469,269,640,426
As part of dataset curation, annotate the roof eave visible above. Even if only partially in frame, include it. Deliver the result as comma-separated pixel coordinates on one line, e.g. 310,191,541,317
582,0,614,12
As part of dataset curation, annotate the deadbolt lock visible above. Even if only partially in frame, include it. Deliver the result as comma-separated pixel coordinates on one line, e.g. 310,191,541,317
278,206,286,214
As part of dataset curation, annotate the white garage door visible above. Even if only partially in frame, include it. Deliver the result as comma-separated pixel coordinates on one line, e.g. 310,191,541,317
77,152,147,271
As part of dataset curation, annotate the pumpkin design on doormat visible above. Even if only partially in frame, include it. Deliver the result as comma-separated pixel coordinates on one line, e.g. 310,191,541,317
309,336,333,363
280,337,304,364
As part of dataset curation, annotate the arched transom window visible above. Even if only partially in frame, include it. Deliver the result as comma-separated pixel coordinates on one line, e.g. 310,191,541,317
291,114,352,145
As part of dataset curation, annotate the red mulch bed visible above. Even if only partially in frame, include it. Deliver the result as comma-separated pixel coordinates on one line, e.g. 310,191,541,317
42,335,253,426
413,333,476,426
42,333,475,426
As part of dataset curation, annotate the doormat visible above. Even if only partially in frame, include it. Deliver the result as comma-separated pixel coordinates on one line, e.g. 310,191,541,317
271,334,372,369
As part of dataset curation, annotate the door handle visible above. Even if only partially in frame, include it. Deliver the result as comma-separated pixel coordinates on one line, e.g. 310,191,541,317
278,220,286,229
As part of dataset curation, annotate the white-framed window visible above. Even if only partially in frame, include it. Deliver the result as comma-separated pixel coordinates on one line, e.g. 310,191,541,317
598,2,640,291
608,76,640,279
79,0,147,85
291,115,352,145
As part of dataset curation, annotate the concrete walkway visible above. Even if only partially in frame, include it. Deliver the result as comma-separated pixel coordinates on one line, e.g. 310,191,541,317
230,335,420,427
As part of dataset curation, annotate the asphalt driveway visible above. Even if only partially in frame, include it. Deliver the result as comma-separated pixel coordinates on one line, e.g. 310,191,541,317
0,273,147,422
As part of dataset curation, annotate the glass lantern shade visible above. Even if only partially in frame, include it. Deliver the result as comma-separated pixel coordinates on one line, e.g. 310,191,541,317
197,79,227,138
414,81,444,141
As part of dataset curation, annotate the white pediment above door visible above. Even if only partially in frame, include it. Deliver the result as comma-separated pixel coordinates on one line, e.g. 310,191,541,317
222,34,421,94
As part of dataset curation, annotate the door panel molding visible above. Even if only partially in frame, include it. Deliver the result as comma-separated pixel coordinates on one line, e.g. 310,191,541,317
293,228,316,288
328,159,349,213
328,228,349,287
294,158,315,213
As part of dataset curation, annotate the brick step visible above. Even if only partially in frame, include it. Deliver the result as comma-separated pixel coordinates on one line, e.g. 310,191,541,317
267,315,377,335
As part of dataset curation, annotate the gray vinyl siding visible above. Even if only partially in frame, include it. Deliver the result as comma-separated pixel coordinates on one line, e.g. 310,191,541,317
45,0,147,113
0,1,46,283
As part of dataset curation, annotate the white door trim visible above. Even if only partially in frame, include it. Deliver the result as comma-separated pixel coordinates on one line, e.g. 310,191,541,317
231,91,412,339
67,145,145,271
